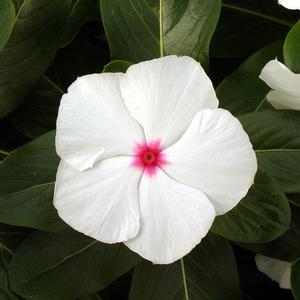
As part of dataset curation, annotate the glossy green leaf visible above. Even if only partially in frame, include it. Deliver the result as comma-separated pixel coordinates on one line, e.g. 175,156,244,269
291,258,300,300
216,41,282,116
211,0,298,57
129,234,242,300
0,0,15,50
239,110,300,193
241,204,300,262
212,170,290,243
284,20,300,73
103,60,132,73
61,0,100,47
9,76,63,139
0,251,21,300
101,0,221,67
0,0,68,118
0,131,66,231
9,231,141,300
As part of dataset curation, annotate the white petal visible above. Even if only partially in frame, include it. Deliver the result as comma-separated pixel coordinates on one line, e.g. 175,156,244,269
259,59,300,110
54,157,141,243
125,169,215,264
121,55,219,148
279,0,300,9
56,73,144,171
163,109,257,215
255,254,291,289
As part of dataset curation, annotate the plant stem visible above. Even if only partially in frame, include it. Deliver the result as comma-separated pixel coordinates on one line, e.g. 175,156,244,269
159,0,164,57
180,258,190,300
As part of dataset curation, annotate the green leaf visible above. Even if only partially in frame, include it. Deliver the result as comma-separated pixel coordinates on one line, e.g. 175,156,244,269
61,0,100,47
239,110,300,193
0,0,68,118
211,0,298,57
0,0,15,50
129,234,242,300
0,131,66,231
0,223,29,256
0,251,21,300
9,231,141,300
241,204,300,262
9,76,63,139
100,0,221,67
216,41,282,116
103,60,132,73
291,258,300,300
284,20,300,73
212,170,290,243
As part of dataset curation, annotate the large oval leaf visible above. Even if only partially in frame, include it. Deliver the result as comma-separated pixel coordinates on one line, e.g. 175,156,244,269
0,131,66,231
216,41,282,116
100,0,221,67
211,0,298,57
284,20,300,73
9,231,141,300
212,170,290,243
239,110,300,193
129,234,242,300
0,0,68,118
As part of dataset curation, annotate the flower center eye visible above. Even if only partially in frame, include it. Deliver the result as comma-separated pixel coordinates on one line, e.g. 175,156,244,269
131,140,168,176
143,151,156,164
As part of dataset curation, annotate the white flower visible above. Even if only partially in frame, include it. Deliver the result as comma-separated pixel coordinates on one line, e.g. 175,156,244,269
259,59,300,110
54,55,257,264
255,254,291,289
278,0,300,9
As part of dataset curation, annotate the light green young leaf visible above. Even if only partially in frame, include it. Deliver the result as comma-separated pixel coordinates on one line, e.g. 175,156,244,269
212,170,290,243
0,0,68,118
100,0,221,67
9,231,141,300
129,234,242,300
284,20,300,73
0,131,66,231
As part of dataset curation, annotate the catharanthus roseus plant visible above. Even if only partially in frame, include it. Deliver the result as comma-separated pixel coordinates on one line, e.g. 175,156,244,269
54,55,257,264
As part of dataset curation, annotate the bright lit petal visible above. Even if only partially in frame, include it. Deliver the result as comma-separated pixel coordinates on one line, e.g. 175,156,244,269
121,55,219,148
125,169,215,264
54,157,141,243
278,0,300,9
163,109,257,215
56,73,144,171
259,59,300,110
255,254,291,289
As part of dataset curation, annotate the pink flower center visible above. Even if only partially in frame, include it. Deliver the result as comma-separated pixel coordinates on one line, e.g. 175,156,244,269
131,140,168,176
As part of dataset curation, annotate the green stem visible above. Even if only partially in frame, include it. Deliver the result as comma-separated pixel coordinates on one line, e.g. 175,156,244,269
222,3,294,27
159,0,164,57
43,75,64,94
180,258,190,300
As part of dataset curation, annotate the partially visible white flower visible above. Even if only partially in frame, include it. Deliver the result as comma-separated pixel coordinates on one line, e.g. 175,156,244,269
54,55,257,264
259,59,300,110
255,254,291,289
279,0,300,9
